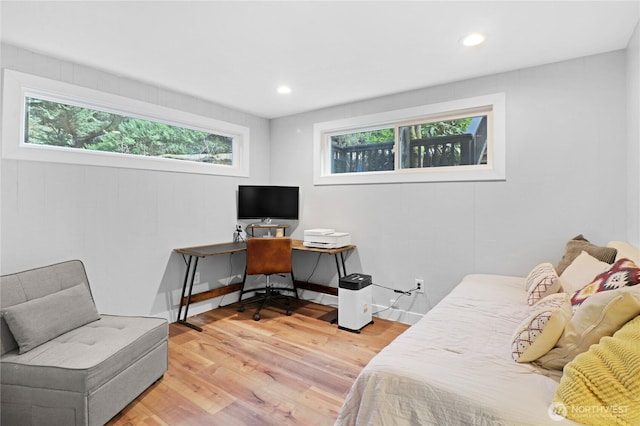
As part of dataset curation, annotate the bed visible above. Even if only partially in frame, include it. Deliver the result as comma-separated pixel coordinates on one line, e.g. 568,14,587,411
335,238,640,426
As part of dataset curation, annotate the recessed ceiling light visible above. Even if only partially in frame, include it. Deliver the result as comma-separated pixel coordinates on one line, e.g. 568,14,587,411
461,33,486,47
277,85,292,94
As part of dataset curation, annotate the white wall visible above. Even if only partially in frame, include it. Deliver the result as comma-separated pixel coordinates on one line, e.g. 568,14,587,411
1,44,636,325
271,50,631,323
627,21,640,246
0,43,270,319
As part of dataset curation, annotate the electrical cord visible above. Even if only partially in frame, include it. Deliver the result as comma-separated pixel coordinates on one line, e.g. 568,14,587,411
395,286,419,295
371,285,419,315
372,282,396,291
373,292,405,315
219,250,243,308
218,251,235,307
305,253,322,283
373,283,418,295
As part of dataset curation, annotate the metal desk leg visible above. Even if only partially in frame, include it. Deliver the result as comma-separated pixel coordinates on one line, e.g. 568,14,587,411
290,268,299,299
237,268,247,303
334,252,348,277
177,255,203,332
177,255,193,322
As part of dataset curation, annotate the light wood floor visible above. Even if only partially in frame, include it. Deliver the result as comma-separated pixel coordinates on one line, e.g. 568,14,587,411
107,300,409,426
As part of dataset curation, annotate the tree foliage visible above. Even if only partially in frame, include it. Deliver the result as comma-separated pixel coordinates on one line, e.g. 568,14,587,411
25,98,233,164
331,118,473,147
408,118,472,140
331,128,395,147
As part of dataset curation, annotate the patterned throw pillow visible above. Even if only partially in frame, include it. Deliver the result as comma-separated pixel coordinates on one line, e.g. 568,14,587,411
570,258,640,308
525,263,561,305
511,293,572,363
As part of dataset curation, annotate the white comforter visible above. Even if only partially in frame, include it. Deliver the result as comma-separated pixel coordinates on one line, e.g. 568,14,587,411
335,274,578,426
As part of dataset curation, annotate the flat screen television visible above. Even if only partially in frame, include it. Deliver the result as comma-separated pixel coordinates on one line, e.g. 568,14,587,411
237,185,299,221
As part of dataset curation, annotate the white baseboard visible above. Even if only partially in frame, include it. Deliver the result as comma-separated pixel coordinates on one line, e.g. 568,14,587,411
371,304,423,325
297,290,422,325
154,295,233,324
158,290,423,326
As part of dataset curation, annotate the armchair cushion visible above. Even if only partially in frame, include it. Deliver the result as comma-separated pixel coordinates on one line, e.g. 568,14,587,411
3,283,100,354
1,315,167,394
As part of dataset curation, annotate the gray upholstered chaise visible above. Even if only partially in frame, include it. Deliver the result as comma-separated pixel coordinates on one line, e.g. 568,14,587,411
1,260,168,426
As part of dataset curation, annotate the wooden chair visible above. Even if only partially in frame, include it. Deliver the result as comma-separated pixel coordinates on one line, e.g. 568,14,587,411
237,237,298,321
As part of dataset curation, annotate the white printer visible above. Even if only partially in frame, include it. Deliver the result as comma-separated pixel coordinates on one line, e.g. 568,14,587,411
303,229,351,249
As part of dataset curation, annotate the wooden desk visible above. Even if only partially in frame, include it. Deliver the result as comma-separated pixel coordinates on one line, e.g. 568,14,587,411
174,239,356,331
174,242,246,331
290,239,356,295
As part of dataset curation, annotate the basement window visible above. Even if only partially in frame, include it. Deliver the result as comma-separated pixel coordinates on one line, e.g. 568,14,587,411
314,93,505,185
2,70,250,176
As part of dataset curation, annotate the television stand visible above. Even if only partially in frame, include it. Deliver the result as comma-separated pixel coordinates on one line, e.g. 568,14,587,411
246,223,289,237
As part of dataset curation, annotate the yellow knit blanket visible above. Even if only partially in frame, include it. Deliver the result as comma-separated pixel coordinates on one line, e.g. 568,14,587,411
553,315,640,425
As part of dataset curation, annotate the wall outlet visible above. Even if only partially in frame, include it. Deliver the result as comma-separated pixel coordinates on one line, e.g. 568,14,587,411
415,278,424,294
194,272,200,284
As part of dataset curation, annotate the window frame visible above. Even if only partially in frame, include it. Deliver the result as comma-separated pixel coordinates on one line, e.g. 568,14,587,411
313,93,505,185
2,69,250,177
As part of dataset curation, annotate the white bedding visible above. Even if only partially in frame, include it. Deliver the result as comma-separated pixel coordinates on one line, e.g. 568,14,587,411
335,274,578,426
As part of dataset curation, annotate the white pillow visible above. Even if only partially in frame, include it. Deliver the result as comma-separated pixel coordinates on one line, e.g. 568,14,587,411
511,293,572,363
525,263,561,305
535,286,640,370
559,250,610,294
607,241,640,264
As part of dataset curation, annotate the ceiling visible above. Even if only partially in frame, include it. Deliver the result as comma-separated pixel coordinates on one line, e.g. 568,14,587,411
1,1,639,119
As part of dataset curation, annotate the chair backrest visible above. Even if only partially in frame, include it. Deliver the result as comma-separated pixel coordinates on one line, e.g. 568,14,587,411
246,237,292,276
0,260,94,355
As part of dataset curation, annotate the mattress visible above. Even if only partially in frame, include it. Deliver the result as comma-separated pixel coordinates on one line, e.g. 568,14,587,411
335,274,578,426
